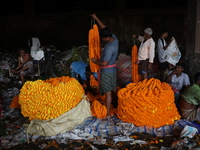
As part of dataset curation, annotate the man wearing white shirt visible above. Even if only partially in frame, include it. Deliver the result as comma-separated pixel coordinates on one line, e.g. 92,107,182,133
157,29,174,81
165,63,190,104
28,31,41,58
132,27,155,79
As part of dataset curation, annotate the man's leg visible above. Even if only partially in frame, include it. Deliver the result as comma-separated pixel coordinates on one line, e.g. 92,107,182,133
143,73,148,79
112,89,118,108
20,73,25,84
105,91,112,119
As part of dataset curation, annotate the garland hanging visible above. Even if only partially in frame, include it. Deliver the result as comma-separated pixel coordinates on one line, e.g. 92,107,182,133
88,24,101,73
131,44,141,83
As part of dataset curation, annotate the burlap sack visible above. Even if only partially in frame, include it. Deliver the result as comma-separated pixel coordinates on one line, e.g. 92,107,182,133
23,98,91,139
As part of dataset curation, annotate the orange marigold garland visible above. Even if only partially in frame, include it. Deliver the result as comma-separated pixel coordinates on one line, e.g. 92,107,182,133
19,76,85,120
10,95,20,108
117,78,180,128
88,24,101,73
131,44,141,82
87,92,117,119
90,74,99,88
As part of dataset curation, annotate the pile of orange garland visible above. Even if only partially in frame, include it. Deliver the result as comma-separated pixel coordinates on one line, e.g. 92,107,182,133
131,44,141,83
117,78,181,128
18,76,85,120
88,24,101,73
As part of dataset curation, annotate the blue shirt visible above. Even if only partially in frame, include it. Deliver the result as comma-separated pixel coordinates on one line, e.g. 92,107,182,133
71,61,88,80
100,34,119,73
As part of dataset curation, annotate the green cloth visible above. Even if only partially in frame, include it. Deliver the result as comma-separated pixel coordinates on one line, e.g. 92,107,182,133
99,72,116,95
182,83,200,105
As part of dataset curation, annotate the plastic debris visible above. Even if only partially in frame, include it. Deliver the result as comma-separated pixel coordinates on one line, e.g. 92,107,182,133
130,140,147,146
180,125,198,138
113,135,134,143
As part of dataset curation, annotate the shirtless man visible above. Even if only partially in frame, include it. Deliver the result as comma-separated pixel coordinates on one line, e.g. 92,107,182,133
10,49,34,84
180,72,200,124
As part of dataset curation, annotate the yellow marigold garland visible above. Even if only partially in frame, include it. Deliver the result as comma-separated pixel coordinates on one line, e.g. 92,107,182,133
88,24,101,72
19,76,85,120
117,78,180,128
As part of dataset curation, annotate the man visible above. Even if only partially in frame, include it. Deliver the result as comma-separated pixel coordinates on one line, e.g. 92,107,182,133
157,29,171,81
28,31,41,59
180,72,200,124
90,14,119,119
10,49,34,84
132,27,155,79
165,62,190,104
70,61,98,95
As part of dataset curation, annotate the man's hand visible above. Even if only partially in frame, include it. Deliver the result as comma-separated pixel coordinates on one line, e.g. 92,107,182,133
15,70,20,74
171,70,179,75
132,35,138,39
91,58,97,63
148,63,153,70
90,14,98,20
10,69,16,73
163,46,167,50
135,60,140,64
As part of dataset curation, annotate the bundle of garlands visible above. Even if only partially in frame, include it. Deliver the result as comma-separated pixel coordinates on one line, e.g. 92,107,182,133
18,76,85,120
87,92,116,119
88,23,101,73
117,78,181,128
132,43,141,83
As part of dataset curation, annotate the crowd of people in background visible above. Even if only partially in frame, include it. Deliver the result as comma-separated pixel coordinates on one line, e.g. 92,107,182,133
9,14,200,123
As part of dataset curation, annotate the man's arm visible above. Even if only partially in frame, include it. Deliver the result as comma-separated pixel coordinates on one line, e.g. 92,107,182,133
15,55,31,71
182,74,190,90
91,58,108,67
163,37,174,50
15,66,29,73
149,42,155,63
14,57,23,71
132,35,144,42
90,14,106,30
165,71,177,83
157,39,163,51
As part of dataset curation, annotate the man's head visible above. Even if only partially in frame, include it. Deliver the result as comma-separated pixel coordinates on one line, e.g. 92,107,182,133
194,72,200,85
19,49,27,56
175,62,185,74
144,27,153,39
100,27,113,42
161,29,168,38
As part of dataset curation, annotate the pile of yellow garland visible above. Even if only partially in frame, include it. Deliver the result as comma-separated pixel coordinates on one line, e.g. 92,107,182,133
88,24,101,73
117,78,180,128
19,76,84,120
